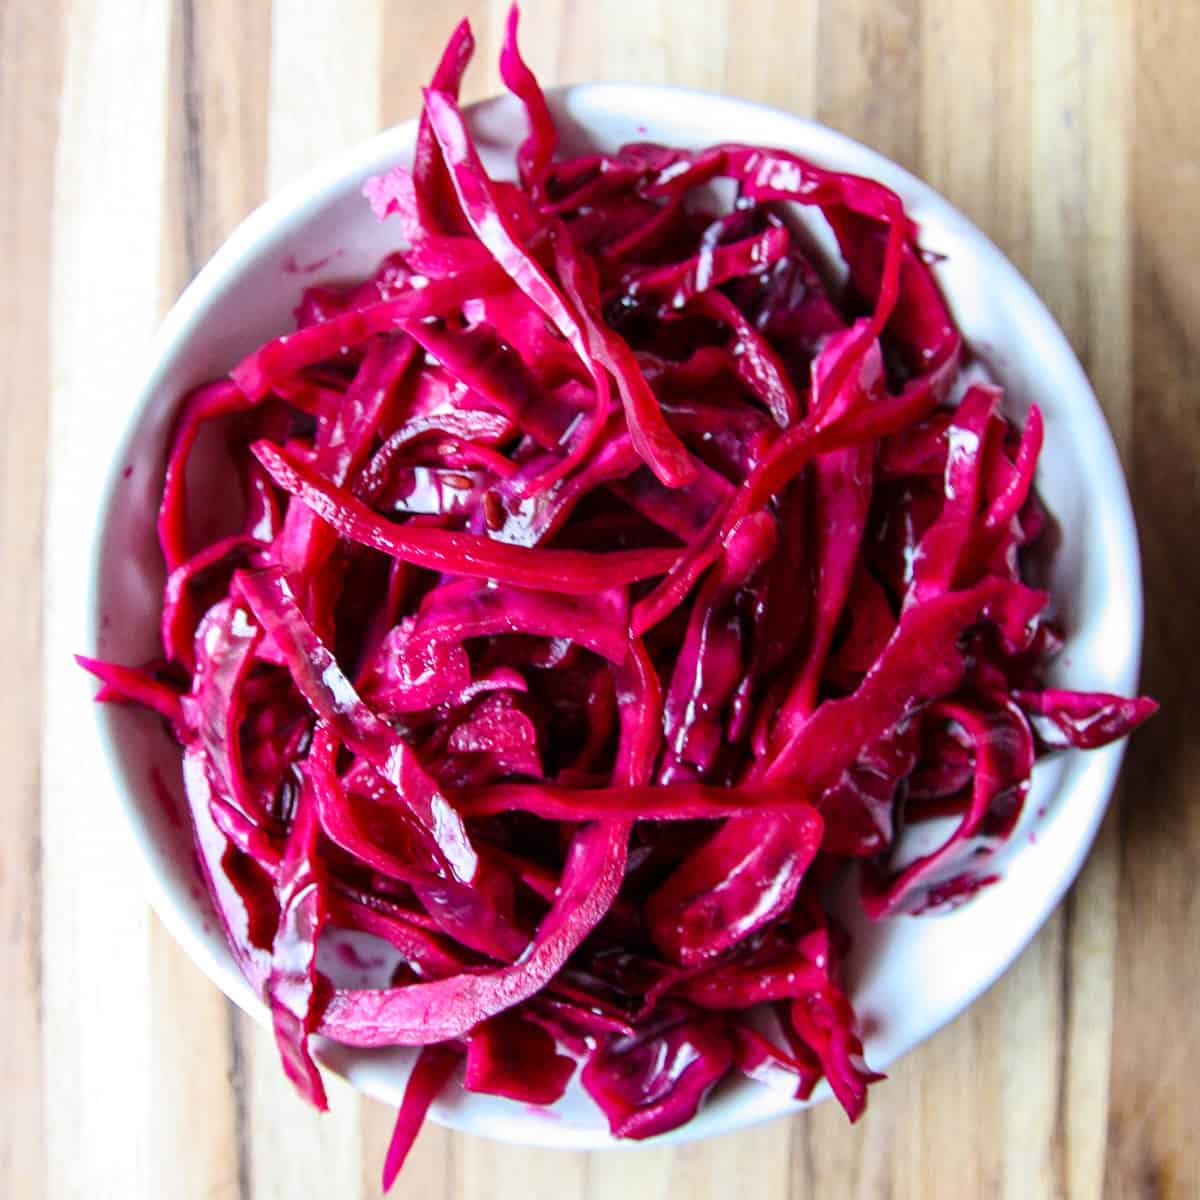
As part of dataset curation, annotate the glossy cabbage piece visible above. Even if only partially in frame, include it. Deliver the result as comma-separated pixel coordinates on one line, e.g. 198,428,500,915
581,1005,735,1139
77,3,1157,1188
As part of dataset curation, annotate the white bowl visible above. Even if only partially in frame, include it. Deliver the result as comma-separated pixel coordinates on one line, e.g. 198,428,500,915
84,84,1144,1148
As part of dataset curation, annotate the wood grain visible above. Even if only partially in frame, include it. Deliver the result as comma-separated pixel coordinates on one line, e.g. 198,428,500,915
162,4,275,1198
42,3,171,1197
1109,2,1200,1197
0,2,61,1197
19,1,1199,1197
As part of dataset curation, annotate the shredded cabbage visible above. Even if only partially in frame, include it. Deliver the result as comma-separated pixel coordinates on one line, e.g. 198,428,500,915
79,5,1156,1186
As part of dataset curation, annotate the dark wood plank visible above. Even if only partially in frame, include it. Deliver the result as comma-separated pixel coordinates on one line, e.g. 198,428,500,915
1108,2,1200,1197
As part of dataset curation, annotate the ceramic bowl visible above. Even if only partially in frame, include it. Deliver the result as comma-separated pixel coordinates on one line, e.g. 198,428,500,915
82,84,1143,1148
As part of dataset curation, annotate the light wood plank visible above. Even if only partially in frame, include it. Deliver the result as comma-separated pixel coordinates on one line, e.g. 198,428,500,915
380,2,495,126
584,1147,675,1200
459,1142,590,1200
42,2,172,1196
603,0,731,91
360,1095,457,1197
164,0,273,282
152,3,279,1197
0,0,62,1195
267,0,384,193
145,927,244,1200
723,0,818,118
818,0,921,172
919,0,1033,267
677,1122,793,1199
245,1019,366,1200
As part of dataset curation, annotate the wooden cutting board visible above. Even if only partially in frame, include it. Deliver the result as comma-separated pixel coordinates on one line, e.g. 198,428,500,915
7,1,1197,1196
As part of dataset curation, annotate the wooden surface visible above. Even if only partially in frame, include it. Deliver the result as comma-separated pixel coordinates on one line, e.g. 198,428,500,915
8,1,1197,1196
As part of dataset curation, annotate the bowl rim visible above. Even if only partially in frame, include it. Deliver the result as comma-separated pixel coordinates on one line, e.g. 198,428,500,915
84,80,1144,1149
